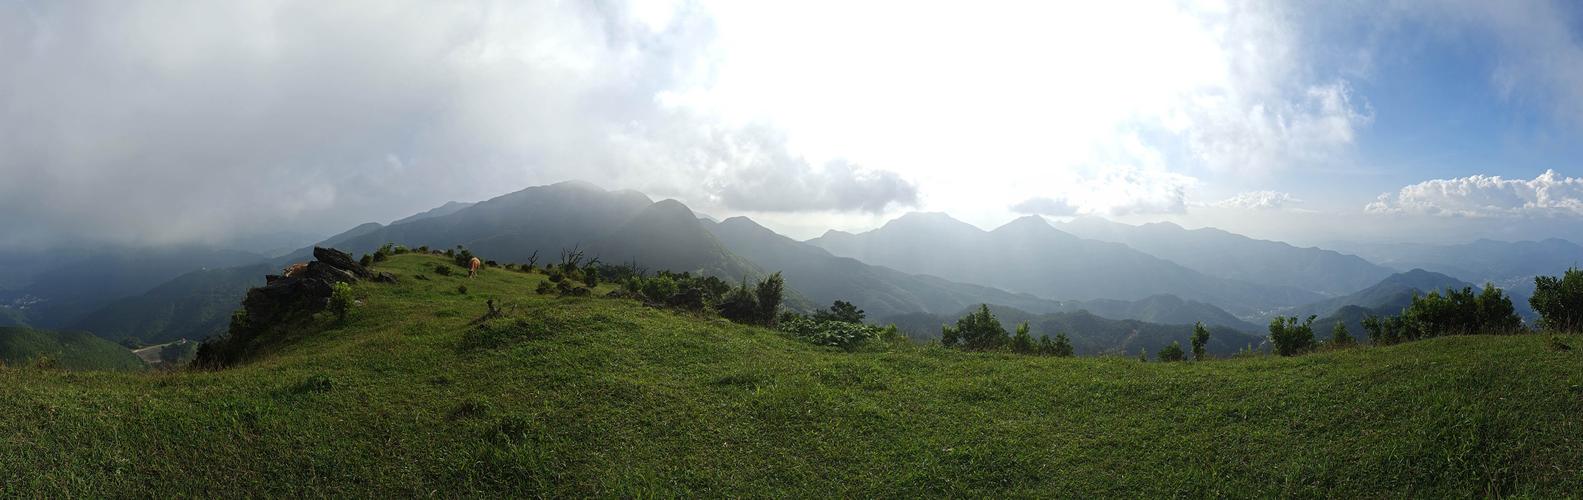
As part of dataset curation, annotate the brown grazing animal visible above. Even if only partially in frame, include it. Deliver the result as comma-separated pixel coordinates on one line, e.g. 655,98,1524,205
468,257,482,278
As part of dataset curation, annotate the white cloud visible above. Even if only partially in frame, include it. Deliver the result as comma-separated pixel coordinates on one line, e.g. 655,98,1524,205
1366,170,1583,217
0,0,919,247
1184,81,1374,173
670,1,1372,223
1211,191,1302,210
1010,197,1080,217
1013,165,1197,216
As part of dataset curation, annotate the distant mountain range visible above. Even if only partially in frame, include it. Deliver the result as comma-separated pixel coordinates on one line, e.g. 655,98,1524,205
1056,217,1395,295
14,180,1573,347
1330,238,1583,284
1281,269,1474,322
809,213,1322,316
0,246,267,329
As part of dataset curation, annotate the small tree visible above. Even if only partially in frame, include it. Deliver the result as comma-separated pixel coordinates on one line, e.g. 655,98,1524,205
1158,341,1185,362
940,304,1008,351
1476,283,1523,334
1011,322,1034,354
328,282,355,322
1532,268,1583,333
717,280,759,324
1037,334,1055,355
1190,322,1210,361
754,272,784,325
1137,349,1148,362
1052,333,1074,357
1362,315,1385,344
814,300,865,324
1331,322,1354,347
1268,315,1317,356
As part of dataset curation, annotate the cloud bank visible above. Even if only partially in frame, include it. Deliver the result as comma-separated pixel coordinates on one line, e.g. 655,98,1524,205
0,0,917,248
1212,191,1301,210
1366,170,1583,217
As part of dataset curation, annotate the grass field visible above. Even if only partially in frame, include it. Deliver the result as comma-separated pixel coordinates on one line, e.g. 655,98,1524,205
1,253,1579,497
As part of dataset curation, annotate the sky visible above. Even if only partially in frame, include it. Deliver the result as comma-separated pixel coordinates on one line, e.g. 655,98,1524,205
4,0,1583,249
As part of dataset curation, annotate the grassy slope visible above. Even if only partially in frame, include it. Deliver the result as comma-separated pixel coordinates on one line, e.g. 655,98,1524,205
0,327,146,371
0,254,1579,497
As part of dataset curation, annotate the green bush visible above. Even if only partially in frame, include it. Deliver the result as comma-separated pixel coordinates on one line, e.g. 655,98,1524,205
1190,322,1210,361
328,282,355,321
434,264,452,276
535,281,554,295
813,300,865,324
1011,322,1034,354
1268,315,1317,356
1331,322,1354,347
778,315,884,351
1532,268,1583,332
717,285,757,323
1157,341,1185,362
941,304,1008,351
1052,333,1074,357
754,272,784,325
638,275,678,302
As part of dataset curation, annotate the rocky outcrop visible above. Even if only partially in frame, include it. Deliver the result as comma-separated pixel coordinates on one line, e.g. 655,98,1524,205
194,247,394,368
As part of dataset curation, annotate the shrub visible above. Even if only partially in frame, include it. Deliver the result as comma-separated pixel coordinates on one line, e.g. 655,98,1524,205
941,304,1007,351
1157,341,1185,362
359,254,373,267
434,264,452,276
1268,315,1317,356
1052,333,1074,357
1532,268,1583,332
1011,322,1034,354
754,272,784,325
813,300,865,324
778,315,884,351
1331,322,1354,347
453,246,475,268
535,281,554,295
1190,322,1210,361
328,282,355,321
583,267,599,288
717,283,759,323
457,285,468,295
638,275,678,302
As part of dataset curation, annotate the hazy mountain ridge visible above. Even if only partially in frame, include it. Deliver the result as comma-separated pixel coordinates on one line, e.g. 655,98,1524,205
1057,217,1395,295
1278,269,1474,322
0,246,268,329
807,212,1322,316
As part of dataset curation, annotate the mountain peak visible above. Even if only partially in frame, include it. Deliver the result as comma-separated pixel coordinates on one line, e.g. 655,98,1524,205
991,214,1060,234
880,212,982,234
642,199,697,219
549,179,606,191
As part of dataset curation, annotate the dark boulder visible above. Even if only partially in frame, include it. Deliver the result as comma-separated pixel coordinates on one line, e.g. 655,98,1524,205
194,247,394,368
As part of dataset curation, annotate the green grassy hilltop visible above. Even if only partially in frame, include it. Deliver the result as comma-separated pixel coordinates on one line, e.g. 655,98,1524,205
1,254,1580,497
